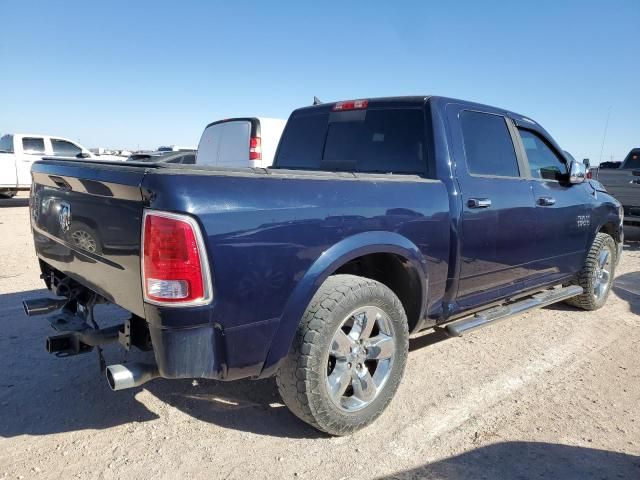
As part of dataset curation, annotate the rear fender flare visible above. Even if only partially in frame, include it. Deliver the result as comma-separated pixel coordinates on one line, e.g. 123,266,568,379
259,231,428,377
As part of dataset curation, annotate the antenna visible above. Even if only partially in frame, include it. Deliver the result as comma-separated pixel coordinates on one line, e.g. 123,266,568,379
598,106,612,165
313,96,322,105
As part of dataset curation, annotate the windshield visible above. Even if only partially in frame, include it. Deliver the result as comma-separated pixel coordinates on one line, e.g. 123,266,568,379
0,134,13,153
274,107,427,175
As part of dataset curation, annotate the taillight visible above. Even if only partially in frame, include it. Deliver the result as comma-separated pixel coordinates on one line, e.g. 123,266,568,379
332,99,369,111
249,136,261,161
586,170,593,179
142,211,212,306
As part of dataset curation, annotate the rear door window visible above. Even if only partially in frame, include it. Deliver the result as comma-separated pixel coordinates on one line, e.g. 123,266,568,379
22,137,45,155
460,111,520,177
51,139,82,157
275,108,427,174
518,129,567,181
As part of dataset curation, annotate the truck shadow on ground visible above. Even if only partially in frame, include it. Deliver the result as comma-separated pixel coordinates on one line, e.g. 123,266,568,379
0,289,323,439
622,225,640,251
0,196,29,208
378,441,640,479
612,271,640,316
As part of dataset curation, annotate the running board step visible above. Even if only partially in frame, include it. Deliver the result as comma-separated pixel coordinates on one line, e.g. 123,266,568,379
445,285,584,337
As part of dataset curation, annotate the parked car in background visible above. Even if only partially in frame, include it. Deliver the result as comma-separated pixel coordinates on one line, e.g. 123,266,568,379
196,117,286,168
24,96,622,435
126,150,196,164
157,145,196,152
0,133,121,197
595,148,640,226
599,161,623,169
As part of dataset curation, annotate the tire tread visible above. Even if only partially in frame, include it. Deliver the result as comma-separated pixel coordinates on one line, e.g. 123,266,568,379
276,274,408,435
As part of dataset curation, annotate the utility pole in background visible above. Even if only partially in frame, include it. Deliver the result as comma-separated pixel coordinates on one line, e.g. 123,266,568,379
598,106,612,165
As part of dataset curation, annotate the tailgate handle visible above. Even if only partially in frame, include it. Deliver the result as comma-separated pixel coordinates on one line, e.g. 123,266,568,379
49,175,71,191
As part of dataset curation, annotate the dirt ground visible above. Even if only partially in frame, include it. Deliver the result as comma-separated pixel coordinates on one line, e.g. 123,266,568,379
1,192,639,480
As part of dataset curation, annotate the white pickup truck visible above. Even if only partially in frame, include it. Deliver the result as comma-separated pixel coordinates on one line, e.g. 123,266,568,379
0,133,120,198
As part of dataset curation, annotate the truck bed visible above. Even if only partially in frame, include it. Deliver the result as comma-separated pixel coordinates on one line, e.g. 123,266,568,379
31,158,451,328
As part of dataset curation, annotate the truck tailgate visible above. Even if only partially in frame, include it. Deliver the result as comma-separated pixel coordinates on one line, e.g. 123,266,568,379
597,169,639,207
30,160,148,317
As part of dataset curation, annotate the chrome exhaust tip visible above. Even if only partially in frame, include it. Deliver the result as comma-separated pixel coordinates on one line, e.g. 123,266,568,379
105,363,160,391
23,297,68,317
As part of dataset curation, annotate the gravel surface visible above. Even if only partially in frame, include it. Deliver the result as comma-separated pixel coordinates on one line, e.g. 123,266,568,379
1,192,639,479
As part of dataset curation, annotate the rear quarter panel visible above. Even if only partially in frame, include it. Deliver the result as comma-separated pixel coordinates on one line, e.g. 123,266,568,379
141,170,451,374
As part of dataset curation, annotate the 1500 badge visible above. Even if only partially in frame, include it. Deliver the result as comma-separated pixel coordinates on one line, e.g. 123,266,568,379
576,215,590,228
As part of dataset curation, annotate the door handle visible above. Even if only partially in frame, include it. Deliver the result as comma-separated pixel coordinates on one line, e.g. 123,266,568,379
537,196,556,206
468,198,492,208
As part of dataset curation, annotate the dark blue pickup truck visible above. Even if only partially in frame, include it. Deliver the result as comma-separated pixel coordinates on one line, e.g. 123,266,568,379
25,96,623,435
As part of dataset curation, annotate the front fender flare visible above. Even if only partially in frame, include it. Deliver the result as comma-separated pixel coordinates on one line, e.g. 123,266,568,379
259,231,428,377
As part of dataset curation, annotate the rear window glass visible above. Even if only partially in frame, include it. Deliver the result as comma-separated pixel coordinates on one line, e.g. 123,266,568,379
275,108,427,174
0,134,13,153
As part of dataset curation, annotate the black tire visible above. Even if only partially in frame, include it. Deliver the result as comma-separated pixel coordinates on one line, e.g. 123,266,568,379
276,274,409,436
67,223,102,255
0,190,17,199
565,232,617,310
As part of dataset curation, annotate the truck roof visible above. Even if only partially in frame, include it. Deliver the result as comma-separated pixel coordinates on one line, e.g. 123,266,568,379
7,133,81,143
291,95,532,123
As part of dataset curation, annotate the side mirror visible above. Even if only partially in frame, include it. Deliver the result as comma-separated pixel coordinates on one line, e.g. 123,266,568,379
76,152,91,159
569,160,586,184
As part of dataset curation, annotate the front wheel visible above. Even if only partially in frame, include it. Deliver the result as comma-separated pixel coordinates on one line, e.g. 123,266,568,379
276,274,409,436
565,232,617,310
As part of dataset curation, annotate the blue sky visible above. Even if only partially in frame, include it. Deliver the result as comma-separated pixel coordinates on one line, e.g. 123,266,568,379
1,0,638,164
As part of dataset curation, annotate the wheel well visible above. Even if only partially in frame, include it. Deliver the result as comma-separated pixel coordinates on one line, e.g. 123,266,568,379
599,222,620,243
333,253,423,332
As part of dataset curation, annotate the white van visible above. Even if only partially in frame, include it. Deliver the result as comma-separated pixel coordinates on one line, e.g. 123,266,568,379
196,117,286,168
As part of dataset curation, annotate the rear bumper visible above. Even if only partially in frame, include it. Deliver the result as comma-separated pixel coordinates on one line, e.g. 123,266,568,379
38,261,282,382
148,317,280,381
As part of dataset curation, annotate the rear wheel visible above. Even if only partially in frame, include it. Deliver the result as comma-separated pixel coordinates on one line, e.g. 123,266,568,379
276,274,409,436
565,232,616,310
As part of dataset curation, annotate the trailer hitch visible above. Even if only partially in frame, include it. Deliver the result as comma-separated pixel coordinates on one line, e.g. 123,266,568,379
23,292,121,370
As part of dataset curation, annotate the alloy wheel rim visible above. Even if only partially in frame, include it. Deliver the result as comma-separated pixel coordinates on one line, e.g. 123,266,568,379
593,247,612,300
325,305,396,412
